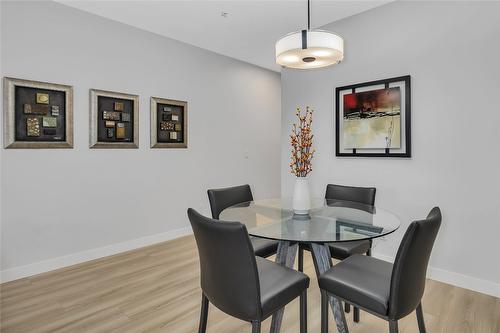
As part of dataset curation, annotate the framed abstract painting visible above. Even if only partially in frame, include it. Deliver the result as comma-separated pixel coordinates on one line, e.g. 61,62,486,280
89,89,139,148
150,96,187,148
335,75,411,157
3,77,73,149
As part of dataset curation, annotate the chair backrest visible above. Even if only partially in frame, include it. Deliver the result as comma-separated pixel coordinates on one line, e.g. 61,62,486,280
187,208,261,321
388,207,442,319
325,184,376,206
207,184,254,219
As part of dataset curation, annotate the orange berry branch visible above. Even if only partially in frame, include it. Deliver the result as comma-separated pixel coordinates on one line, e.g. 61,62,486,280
290,106,315,177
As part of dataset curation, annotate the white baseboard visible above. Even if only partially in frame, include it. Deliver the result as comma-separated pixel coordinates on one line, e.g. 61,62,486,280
0,226,193,283
372,252,500,298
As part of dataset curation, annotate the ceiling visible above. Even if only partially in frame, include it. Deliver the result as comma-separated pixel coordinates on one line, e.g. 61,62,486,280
58,1,391,72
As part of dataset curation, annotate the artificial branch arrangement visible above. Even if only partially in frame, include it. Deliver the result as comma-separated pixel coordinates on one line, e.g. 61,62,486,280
290,106,315,177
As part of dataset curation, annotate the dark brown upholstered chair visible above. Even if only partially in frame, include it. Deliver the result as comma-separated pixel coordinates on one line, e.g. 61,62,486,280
188,208,310,333
298,183,376,321
319,207,442,333
207,184,279,258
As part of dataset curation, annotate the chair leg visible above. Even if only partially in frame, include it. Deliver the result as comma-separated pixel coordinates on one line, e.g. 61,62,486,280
251,320,261,333
298,247,304,272
300,290,307,333
198,294,209,333
416,302,427,333
389,320,399,333
345,301,360,323
366,249,372,256
353,307,360,323
321,290,328,333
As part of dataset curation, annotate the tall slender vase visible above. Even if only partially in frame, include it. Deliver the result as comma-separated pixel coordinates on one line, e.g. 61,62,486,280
293,177,311,215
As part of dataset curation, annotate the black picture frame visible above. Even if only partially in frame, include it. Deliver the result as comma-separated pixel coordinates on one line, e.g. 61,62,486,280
335,75,411,158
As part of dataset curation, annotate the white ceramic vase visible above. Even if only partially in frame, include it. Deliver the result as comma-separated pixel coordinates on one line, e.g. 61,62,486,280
293,177,311,215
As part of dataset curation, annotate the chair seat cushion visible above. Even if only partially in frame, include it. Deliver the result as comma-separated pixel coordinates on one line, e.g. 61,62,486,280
256,257,310,318
318,254,392,316
251,237,279,258
328,240,371,260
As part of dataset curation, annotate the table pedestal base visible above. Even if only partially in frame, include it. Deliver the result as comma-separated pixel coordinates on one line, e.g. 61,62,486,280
310,243,349,333
270,241,298,332
269,241,348,333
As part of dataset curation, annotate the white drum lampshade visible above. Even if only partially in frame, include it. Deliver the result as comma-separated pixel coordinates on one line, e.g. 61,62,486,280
276,29,344,69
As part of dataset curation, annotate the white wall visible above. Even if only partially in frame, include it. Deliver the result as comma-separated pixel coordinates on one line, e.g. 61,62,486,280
281,1,500,296
0,1,281,281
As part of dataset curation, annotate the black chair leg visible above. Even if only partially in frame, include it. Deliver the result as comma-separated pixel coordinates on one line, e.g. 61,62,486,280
416,302,427,333
353,307,360,322
389,320,399,333
251,320,261,333
344,302,351,313
321,291,328,333
366,249,372,256
300,290,307,333
298,247,304,272
198,294,209,333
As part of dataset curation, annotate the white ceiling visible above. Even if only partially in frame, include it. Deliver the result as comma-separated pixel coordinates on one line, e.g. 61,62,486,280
58,1,391,72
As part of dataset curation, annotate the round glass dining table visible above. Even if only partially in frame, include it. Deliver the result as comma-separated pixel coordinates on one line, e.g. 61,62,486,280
220,198,400,333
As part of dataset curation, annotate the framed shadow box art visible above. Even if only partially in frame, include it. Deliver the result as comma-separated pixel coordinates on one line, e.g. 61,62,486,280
335,75,411,158
150,97,187,148
90,89,139,148
3,77,73,148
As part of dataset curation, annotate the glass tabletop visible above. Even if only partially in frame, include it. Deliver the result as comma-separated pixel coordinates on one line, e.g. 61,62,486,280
219,198,400,243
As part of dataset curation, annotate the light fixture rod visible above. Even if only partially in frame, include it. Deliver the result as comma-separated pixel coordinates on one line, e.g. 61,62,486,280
307,0,311,30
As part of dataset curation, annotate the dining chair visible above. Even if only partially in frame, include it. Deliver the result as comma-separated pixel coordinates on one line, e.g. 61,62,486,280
187,208,310,333
207,184,279,258
298,183,376,321
319,207,442,333
324,184,376,257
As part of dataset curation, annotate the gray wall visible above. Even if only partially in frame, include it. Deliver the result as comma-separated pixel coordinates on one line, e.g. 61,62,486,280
281,1,500,295
0,1,281,278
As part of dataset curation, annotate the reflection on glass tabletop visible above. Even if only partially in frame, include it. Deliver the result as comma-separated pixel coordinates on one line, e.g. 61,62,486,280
219,198,400,243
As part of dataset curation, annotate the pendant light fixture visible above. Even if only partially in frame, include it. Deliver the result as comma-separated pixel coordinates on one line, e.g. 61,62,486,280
275,0,344,69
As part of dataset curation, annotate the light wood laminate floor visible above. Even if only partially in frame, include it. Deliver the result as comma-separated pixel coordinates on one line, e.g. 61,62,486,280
1,235,499,333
